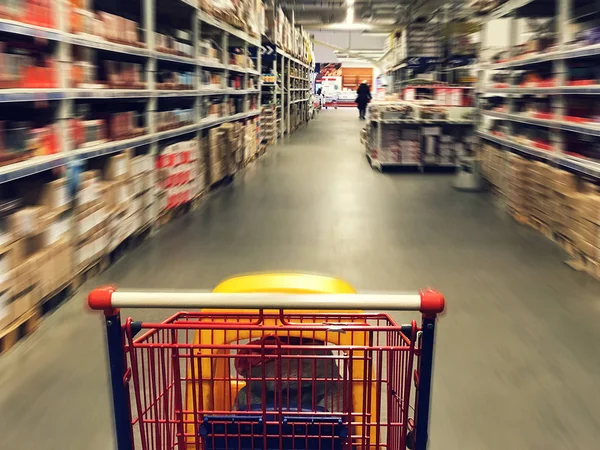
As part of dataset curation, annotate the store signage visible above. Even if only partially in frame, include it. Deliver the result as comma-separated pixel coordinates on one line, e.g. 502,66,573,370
447,55,477,68
251,44,276,62
406,57,441,69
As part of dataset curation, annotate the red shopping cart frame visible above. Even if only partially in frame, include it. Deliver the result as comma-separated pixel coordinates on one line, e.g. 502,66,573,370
89,288,444,450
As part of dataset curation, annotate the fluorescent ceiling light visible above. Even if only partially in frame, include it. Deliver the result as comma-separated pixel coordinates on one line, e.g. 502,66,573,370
346,0,354,24
339,58,371,63
361,32,391,37
326,23,374,30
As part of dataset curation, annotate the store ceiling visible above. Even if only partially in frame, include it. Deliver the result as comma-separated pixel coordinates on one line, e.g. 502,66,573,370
281,0,449,30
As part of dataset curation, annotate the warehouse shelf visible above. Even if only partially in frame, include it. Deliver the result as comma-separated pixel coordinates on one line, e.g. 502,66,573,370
477,131,555,160
478,0,600,180
197,10,260,46
478,131,600,178
486,0,536,20
155,90,198,98
67,35,150,57
0,154,69,183
0,111,261,184
198,59,226,70
376,118,475,125
0,17,62,41
276,48,310,68
154,52,196,65
71,89,154,99
482,111,600,136
0,89,65,103
484,86,600,94
485,44,600,70
198,88,228,95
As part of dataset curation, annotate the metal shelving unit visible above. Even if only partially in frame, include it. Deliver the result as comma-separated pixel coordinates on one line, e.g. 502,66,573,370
0,0,262,184
477,0,600,179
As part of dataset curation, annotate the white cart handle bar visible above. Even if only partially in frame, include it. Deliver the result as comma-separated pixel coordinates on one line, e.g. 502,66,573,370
88,287,445,316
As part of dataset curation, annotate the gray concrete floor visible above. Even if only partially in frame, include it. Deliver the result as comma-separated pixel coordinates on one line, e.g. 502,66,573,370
0,109,599,449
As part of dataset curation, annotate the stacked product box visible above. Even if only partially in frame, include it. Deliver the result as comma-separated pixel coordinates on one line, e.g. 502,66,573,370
526,162,557,226
129,154,157,231
421,129,472,166
221,122,243,172
95,152,132,252
244,119,259,162
0,179,72,328
207,128,228,185
261,106,277,146
75,169,109,272
157,139,202,212
573,191,600,263
551,169,580,239
480,143,508,196
378,126,420,164
506,154,531,216
550,172,599,263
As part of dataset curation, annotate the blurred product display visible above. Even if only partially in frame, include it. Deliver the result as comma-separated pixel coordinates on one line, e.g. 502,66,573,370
475,0,600,281
371,0,599,280
0,0,314,349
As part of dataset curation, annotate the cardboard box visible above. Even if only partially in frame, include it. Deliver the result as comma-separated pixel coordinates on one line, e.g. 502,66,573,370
105,153,130,180
8,206,47,238
41,179,69,211
76,202,108,242
0,286,14,330
0,241,20,286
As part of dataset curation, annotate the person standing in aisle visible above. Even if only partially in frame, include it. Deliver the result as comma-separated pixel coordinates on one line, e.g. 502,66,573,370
355,80,372,120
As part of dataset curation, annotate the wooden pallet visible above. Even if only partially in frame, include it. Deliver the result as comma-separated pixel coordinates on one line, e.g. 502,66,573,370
528,216,554,240
565,252,600,281
190,192,205,211
0,283,73,355
506,206,529,225
209,174,234,191
553,232,578,256
157,202,192,227
110,225,153,264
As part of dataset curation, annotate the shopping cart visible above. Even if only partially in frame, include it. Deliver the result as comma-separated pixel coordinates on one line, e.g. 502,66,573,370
88,273,445,450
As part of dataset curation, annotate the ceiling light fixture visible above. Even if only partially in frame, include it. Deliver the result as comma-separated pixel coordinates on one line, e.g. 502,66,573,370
327,22,373,30
361,31,390,37
346,0,355,24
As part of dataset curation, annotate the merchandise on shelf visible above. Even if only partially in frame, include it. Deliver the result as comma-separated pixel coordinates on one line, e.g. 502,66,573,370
260,105,276,145
481,144,600,264
0,0,54,28
70,58,146,89
70,8,142,47
0,178,72,328
0,120,60,166
198,39,220,63
75,169,109,271
155,29,193,58
155,109,194,132
229,48,253,69
156,69,195,90
365,102,475,168
199,70,224,90
243,118,259,162
0,42,58,89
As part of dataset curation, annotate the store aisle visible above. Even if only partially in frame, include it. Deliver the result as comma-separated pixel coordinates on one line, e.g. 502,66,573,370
0,109,599,449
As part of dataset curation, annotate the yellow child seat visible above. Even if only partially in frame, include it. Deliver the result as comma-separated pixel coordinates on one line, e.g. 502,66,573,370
185,273,378,448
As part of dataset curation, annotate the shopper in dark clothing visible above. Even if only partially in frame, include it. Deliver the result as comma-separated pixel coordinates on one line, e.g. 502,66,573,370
356,81,372,120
